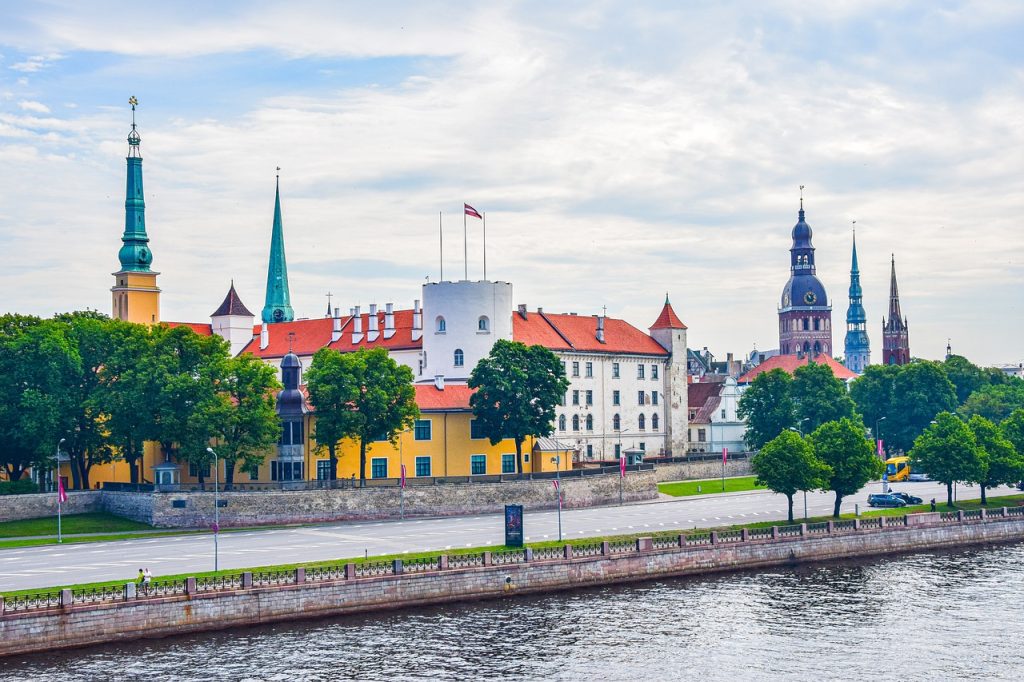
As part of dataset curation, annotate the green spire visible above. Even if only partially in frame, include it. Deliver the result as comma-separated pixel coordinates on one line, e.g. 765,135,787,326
117,96,153,272
262,170,294,324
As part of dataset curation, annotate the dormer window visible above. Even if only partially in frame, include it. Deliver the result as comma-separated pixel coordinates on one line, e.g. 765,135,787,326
478,316,489,332
436,316,446,333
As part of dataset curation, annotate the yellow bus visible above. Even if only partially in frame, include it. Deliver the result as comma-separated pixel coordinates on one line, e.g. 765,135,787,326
885,456,911,482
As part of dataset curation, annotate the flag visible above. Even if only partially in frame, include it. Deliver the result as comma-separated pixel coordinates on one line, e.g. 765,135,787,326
877,439,884,457
552,479,559,491
57,476,67,504
464,203,482,219
722,447,728,464
400,464,407,490
620,453,626,478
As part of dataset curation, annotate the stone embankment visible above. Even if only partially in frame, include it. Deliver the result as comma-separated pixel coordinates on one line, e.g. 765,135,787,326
1,507,1021,658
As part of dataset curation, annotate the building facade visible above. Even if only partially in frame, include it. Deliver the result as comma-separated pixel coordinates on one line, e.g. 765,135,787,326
778,200,833,357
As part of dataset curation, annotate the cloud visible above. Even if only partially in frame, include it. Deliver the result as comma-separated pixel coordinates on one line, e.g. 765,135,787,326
8,53,61,72
18,100,49,113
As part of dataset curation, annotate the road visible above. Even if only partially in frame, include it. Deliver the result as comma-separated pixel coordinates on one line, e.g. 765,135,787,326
0,480,1017,591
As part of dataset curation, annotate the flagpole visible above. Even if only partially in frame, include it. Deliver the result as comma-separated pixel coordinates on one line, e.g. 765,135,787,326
55,438,64,544
463,208,468,280
483,212,487,280
439,211,443,281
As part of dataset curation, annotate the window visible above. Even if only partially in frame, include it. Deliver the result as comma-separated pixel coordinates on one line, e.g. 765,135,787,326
652,413,659,430
572,361,580,377
721,409,726,420
652,391,658,406
436,316,446,333
246,463,260,481
813,341,821,354
586,444,593,458
689,410,697,420
612,362,620,378
471,455,486,475
613,413,621,431
638,414,646,430
572,390,580,406
415,456,432,477
697,429,706,443
478,316,489,332
316,460,333,481
572,415,580,431
651,365,659,380
414,419,432,441
470,419,486,439
189,462,211,479
585,362,593,377
585,414,593,431
453,349,464,367
803,318,809,331
637,365,646,379
271,461,303,481
558,414,567,431
524,453,530,463
371,458,388,479
639,442,645,452
613,390,620,406
814,318,820,331
585,390,593,406
280,420,304,445
638,390,645,405
614,444,621,457
501,454,516,474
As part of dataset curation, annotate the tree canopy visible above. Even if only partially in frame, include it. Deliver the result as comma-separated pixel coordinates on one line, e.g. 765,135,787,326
960,381,1024,423
468,340,569,475
792,361,858,433
967,415,1024,505
213,354,282,488
808,417,882,517
751,430,830,522
889,361,957,453
909,412,984,507
737,368,795,450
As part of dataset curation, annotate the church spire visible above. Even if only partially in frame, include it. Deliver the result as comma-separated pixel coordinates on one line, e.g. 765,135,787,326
843,224,869,373
262,169,295,324
887,254,902,322
882,255,910,365
117,96,153,272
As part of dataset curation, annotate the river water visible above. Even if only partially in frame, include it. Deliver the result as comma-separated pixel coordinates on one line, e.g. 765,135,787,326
4,542,1023,681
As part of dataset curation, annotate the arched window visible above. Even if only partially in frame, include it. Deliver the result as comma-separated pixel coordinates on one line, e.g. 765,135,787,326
813,318,820,331
652,413,659,430
813,341,821,354
585,414,593,431
803,318,810,331
558,415,566,431
638,414,646,430
453,349,464,367
478,316,489,332
572,415,580,431
436,316,446,333
803,341,810,354
613,413,621,431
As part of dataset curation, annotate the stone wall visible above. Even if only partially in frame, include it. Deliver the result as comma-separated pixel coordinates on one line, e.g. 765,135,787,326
2,513,1022,658
0,492,102,524
651,458,752,483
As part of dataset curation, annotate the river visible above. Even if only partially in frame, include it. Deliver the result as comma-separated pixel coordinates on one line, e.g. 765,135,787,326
3,542,1023,681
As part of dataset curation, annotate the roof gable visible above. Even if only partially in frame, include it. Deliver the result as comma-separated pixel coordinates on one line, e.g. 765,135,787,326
738,353,857,383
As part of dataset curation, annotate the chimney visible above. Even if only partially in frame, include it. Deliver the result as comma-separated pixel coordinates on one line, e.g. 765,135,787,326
331,307,342,342
517,304,528,319
384,302,395,339
434,374,445,390
412,299,423,342
352,306,363,343
596,315,605,344
260,323,269,350
368,303,379,341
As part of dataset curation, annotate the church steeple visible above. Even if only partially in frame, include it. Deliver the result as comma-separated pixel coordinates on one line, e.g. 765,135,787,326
262,170,295,324
882,255,910,365
843,226,870,373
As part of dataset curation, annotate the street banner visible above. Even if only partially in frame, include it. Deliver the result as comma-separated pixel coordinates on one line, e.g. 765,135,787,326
877,439,884,457
620,454,626,478
553,479,559,491
722,447,728,464
57,476,67,504
504,504,524,547
400,463,406,489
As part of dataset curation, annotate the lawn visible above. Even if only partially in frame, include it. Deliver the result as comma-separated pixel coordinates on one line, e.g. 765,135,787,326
658,476,766,497
0,512,153,538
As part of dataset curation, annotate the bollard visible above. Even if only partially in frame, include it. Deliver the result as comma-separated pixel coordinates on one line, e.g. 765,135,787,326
563,545,573,560
60,589,73,609
242,572,253,588
439,555,449,570
741,528,749,542
483,551,492,566
345,563,357,580
391,560,403,576
124,582,136,599
601,541,611,556
295,567,306,583
186,577,197,595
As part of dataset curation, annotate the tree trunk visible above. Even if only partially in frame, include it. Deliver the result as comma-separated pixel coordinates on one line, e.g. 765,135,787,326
328,444,338,481
980,484,987,506
359,439,367,487
946,482,954,507
69,452,83,490
81,460,92,490
224,459,236,491
127,443,139,484
5,464,26,482
786,493,794,523
833,492,843,518
515,438,524,478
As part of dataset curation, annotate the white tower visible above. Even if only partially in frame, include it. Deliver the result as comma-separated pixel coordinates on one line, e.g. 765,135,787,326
649,296,689,456
421,280,513,382
211,282,256,357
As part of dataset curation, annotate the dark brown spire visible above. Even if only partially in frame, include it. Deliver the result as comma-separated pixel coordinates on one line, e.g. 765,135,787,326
211,281,254,317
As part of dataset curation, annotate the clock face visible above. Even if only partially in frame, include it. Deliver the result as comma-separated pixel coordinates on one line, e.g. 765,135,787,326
138,247,150,264
273,309,284,322
804,291,817,305
782,292,790,307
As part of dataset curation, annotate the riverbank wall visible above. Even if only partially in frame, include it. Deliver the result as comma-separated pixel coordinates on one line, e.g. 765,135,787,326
1,508,1021,658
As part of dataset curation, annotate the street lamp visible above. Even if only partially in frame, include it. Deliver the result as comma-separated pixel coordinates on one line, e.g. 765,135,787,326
55,438,66,543
551,455,563,541
787,428,809,519
206,447,220,572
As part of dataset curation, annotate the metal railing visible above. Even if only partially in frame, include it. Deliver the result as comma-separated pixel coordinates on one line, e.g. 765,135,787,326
832,520,856,532
4,591,62,612
449,553,485,569
777,524,802,537
652,535,680,550
307,565,347,582
196,574,243,592
72,585,124,605
806,522,830,535
532,546,564,562
573,541,603,557
252,570,297,587
491,549,526,566
686,532,712,546
139,579,187,598
354,561,394,579
717,529,744,543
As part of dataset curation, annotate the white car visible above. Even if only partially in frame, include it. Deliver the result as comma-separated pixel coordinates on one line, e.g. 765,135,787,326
908,472,931,482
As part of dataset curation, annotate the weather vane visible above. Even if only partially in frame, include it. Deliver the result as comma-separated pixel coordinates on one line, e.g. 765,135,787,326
852,219,856,235
799,184,805,210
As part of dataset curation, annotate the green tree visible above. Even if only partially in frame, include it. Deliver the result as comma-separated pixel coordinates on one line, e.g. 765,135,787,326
1001,409,1024,459
737,368,795,450
942,355,989,405
214,354,282,489
306,347,418,484
809,418,882,518
751,430,831,522
468,340,569,475
909,412,984,507
960,381,1024,423
889,361,957,453
967,415,1024,505
850,364,900,441
792,361,858,433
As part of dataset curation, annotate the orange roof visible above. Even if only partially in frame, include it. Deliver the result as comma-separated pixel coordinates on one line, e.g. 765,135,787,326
414,383,475,411
237,310,424,359
513,312,668,356
738,354,858,383
164,321,213,336
327,309,421,353
650,299,687,330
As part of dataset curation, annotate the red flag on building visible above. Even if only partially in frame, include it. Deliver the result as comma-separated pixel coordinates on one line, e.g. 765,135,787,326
400,464,407,489
57,476,67,504
464,203,482,219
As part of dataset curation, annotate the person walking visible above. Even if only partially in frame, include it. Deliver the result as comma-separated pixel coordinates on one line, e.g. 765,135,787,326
143,567,152,587
136,568,144,586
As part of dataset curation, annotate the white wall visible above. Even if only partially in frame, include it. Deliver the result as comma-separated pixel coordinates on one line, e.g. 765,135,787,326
420,280,513,381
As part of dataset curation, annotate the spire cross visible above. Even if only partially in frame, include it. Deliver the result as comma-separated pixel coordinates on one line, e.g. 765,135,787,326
276,166,281,179
852,219,856,235
326,291,333,308
799,185,805,210
602,305,607,317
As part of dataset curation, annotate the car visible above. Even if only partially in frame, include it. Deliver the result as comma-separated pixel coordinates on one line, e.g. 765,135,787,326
867,493,908,508
908,472,932,482
889,491,923,505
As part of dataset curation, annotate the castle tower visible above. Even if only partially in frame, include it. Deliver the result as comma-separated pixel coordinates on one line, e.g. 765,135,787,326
843,230,870,373
420,279,513,382
211,281,255,356
649,295,689,457
262,171,295,324
882,256,910,365
778,192,832,357
111,97,160,325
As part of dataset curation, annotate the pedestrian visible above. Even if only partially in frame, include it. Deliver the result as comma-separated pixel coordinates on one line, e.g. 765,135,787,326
143,567,152,587
930,498,936,512
136,568,144,585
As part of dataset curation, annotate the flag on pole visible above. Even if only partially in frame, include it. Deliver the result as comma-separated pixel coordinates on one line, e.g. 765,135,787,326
722,447,728,464
620,454,626,478
57,476,67,504
877,439,884,457
552,479,559,491
400,463,407,490
464,203,482,219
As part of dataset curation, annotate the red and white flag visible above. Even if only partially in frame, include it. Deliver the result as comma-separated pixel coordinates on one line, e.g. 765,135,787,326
620,454,626,478
57,476,67,504
722,447,728,465
464,203,482,219
877,439,884,457
552,479,559,491
400,463,407,490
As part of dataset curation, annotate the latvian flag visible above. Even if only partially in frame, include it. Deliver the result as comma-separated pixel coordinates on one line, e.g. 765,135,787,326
464,203,482,219
553,479,560,491
57,476,68,504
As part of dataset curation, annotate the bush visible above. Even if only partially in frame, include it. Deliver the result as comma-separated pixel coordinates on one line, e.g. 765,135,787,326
0,479,40,495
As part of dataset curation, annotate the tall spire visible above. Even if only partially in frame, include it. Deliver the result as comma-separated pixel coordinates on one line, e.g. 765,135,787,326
844,224,869,373
887,254,902,322
882,255,910,365
117,96,153,272
262,169,295,324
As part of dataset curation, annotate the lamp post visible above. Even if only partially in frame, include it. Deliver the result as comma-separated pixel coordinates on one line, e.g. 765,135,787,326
551,455,563,541
206,447,220,572
788,426,809,520
617,429,630,505
55,438,65,544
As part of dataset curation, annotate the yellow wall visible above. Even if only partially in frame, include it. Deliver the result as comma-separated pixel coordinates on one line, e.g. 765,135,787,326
111,270,160,325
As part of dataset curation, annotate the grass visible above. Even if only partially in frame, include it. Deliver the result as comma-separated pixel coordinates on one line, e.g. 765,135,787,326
6,492,1021,599
658,476,765,497
0,512,153,538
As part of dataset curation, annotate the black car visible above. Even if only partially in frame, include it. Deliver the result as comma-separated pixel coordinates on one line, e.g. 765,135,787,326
889,491,923,505
867,493,908,508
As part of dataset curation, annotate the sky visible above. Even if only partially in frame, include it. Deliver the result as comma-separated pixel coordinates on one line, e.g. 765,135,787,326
1,0,1021,366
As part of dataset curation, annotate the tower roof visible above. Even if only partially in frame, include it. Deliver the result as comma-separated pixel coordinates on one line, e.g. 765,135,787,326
650,296,687,330
262,171,295,324
887,255,903,323
211,281,254,317
117,96,153,273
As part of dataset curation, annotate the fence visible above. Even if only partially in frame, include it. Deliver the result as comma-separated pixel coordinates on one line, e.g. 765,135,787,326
3,506,1020,617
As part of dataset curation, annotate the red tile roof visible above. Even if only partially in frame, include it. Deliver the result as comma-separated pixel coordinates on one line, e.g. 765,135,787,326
164,321,213,336
239,317,336,358
513,312,668,356
650,299,687,330
327,309,421,353
738,354,858,383
414,383,475,411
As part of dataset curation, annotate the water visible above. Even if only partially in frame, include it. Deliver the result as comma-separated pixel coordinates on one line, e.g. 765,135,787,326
4,543,1024,681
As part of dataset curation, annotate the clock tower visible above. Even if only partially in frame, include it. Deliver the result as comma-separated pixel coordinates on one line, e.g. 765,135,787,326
111,97,161,325
778,192,832,357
